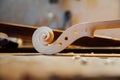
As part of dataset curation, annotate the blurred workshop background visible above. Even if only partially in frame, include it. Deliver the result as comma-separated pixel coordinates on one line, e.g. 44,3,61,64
0,0,120,30
0,0,120,49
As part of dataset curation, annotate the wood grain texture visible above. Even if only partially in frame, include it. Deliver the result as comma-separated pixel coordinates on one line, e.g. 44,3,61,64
0,53,120,80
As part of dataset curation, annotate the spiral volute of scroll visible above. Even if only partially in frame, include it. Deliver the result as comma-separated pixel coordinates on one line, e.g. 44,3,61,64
32,26,54,47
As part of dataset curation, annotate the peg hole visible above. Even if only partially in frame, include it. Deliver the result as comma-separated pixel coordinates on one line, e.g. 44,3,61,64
65,37,68,40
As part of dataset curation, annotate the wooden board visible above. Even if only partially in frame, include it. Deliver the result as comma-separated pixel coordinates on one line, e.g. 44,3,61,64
1,53,120,80
0,22,120,47
0,22,37,40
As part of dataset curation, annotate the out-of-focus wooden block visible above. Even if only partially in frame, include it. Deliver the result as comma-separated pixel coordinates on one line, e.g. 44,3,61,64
0,53,120,80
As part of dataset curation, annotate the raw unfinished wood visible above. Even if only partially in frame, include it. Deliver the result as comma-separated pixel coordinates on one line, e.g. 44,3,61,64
32,20,120,54
1,53,120,80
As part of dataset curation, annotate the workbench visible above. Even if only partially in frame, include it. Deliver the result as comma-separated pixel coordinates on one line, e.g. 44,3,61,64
1,53,120,80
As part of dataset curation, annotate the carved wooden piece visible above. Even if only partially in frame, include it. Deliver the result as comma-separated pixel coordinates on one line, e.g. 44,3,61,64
32,20,120,54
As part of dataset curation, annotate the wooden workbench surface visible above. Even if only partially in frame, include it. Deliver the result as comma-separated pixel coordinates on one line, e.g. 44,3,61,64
0,53,120,80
